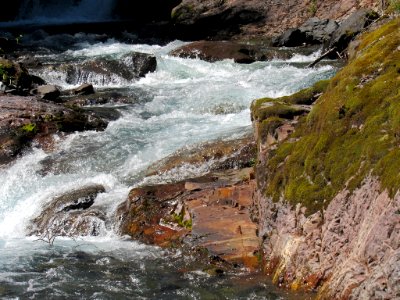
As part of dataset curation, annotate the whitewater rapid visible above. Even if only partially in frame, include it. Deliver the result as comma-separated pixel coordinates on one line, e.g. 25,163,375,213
0,40,336,299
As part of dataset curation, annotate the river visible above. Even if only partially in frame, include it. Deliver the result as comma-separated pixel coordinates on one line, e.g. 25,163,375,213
0,37,336,299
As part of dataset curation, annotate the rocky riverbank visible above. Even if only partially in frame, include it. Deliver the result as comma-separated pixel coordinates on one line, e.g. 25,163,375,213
251,16,400,299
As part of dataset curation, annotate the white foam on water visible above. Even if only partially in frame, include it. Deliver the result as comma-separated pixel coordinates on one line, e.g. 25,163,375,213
1,42,336,241
0,40,336,298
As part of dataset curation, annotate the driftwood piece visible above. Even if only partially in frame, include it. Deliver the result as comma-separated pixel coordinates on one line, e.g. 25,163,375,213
307,47,337,68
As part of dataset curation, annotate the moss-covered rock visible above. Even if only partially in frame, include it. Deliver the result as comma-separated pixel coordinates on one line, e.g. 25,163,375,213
0,58,32,92
251,79,329,124
255,17,400,214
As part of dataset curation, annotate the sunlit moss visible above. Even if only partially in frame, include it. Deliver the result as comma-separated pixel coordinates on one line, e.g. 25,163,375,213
255,17,400,214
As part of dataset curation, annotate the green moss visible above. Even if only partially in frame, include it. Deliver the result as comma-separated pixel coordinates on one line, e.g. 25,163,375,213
252,103,308,122
0,60,14,83
20,123,37,134
388,0,400,13
171,4,194,21
258,117,286,145
172,208,192,229
251,79,329,121
257,17,400,214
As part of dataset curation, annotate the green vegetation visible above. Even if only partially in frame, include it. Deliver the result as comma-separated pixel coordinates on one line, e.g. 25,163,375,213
20,123,37,134
0,60,14,83
171,4,194,21
251,79,330,120
253,18,400,214
172,208,192,229
388,0,400,13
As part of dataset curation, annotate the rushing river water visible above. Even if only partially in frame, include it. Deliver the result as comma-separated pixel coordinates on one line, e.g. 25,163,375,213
0,39,336,299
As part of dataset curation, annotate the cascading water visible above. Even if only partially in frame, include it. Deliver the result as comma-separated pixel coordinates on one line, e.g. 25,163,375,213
0,38,336,299
17,0,117,24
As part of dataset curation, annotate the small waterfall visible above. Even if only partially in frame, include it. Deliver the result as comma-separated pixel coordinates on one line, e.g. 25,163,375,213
17,0,117,24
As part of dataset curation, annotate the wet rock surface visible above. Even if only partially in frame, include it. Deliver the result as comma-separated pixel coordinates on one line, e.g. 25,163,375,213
29,185,106,238
117,167,260,269
170,40,293,63
61,52,157,85
63,89,133,107
34,84,61,101
145,134,256,178
0,95,107,165
72,83,95,95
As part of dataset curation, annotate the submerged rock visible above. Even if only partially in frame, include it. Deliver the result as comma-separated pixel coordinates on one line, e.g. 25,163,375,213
29,185,106,237
63,89,132,107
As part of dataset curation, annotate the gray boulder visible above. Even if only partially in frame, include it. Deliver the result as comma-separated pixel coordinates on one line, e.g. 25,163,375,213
272,18,338,47
327,9,379,54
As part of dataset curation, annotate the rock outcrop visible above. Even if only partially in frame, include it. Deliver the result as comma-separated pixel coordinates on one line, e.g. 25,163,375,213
253,178,400,299
326,8,380,54
251,17,400,299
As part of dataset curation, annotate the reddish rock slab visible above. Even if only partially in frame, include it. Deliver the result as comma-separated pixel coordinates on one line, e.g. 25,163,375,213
117,168,260,269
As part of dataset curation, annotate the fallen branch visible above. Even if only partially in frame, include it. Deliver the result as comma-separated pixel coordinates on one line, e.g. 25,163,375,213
307,47,337,68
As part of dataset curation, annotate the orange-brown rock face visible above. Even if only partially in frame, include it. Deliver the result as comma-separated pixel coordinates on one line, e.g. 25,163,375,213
117,168,260,270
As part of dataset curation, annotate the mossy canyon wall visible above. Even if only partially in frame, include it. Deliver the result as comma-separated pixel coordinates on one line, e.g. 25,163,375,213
251,18,400,299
